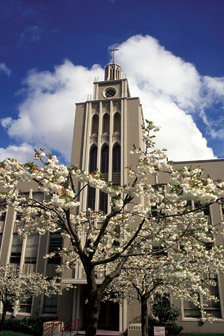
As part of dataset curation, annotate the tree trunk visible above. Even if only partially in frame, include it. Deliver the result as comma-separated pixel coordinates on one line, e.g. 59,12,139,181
84,266,101,336
85,288,101,336
0,301,8,335
141,295,149,336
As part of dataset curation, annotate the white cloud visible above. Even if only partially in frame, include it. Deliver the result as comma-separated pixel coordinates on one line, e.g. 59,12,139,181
2,34,224,163
4,61,103,162
0,143,35,163
0,63,12,76
116,35,216,160
204,76,224,97
1,117,12,128
116,35,201,110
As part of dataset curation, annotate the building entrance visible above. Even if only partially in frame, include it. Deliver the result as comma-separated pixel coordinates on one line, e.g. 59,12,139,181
81,285,119,331
98,301,119,330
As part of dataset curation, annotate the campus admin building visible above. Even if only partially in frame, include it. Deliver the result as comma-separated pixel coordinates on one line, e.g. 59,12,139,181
1,57,224,334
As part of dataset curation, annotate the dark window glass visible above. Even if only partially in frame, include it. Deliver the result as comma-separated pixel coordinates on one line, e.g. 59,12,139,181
48,233,62,264
89,146,97,173
0,212,6,222
92,114,99,135
43,294,58,314
100,192,108,213
113,145,121,173
114,113,121,133
103,114,110,134
101,146,109,174
88,146,98,210
20,297,32,313
10,234,22,264
25,235,39,264
88,187,96,210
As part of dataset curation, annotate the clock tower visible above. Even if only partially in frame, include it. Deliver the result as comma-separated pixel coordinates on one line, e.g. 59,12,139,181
71,55,144,212
69,53,144,331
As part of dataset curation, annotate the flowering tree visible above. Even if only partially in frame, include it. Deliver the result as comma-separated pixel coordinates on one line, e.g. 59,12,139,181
105,231,224,336
0,264,62,335
0,121,224,336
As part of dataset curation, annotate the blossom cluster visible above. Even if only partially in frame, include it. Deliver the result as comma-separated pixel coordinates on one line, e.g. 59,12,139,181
0,121,224,324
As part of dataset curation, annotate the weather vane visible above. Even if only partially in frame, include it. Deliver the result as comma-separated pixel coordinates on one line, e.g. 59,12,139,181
110,45,119,64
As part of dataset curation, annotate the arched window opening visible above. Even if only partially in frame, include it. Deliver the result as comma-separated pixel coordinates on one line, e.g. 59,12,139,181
114,112,121,133
91,114,99,136
113,144,121,173
88,187,96,210
88,146,97,210
89,146,97,173
103,113,110,134
101,145,109,174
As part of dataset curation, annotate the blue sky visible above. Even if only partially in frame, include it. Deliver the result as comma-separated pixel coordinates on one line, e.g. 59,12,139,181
0,0,224,163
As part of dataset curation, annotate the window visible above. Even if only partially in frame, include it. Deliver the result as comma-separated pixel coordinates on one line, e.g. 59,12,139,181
204,274,221,318
184,274,221,318
16,213,22,221
104,87,116,98
112,144,120,185
43,294,58,314
48,233,63,264
194,201,210,217
99,192,108,213
89,146,97,173
91,114,99,136
20,297,32,313
103,113,110,134
10,234,23,264
184,297,201,318
101,145,109,175
88,187,96,210
0,212,6,222
88,146,97,210
112,144,120,173
25,235,39,264
33,192,44,202
114,112,121,133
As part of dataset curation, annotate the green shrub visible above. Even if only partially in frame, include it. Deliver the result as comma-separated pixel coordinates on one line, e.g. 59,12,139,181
3,317,44,336
148,297,183,336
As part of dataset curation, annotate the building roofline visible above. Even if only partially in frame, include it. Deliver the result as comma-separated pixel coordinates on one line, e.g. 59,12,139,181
75,97,140,105
173,158,224,164
93,78,127,85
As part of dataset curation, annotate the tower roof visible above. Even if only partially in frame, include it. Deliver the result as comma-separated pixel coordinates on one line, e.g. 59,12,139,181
105,45,122,81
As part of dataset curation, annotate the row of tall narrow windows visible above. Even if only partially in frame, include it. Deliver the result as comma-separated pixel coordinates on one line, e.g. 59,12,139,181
91,112,121,136
88,144,120,212
9,232,62,265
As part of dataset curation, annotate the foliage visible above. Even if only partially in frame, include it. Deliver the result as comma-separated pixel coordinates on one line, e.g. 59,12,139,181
1,121,224,336
148,297,183,336
3,317,44,336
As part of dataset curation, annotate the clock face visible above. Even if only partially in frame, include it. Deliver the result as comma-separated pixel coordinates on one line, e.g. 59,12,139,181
104,87,116,98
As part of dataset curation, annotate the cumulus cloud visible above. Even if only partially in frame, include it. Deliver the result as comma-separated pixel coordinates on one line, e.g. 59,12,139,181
1,117,12,128
0,63,12,76
0,143,35,163
1,61,103,162
114,35,218,160
204,76,224,97
117,35,201,110
1,34,224,163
